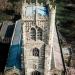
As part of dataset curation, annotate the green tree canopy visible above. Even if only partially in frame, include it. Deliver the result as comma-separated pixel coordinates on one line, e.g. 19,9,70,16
56,0,75,43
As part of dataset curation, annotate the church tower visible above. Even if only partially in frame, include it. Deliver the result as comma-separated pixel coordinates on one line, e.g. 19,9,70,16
4,0,65,75
22,0,65,75
22,0,49,75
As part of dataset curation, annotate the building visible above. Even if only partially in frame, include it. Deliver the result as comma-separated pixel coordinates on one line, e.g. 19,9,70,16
4,0,65,75
22,0,64,75
70,41,75,68
0,21,14,74
62,46,71,66
4,20,22,75
0,21,14,42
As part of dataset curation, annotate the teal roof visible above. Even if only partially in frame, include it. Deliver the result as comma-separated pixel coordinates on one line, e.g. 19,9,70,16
6,20,22,69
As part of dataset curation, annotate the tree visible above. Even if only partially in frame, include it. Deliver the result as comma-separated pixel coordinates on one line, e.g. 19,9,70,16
56,0,75,43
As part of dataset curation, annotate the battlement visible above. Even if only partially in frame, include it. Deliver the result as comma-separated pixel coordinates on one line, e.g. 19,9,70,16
22,1,49,21
23,2,45,7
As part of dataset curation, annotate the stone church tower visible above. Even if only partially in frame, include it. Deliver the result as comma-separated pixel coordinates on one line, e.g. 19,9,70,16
4,0,65,75
22,0,65,75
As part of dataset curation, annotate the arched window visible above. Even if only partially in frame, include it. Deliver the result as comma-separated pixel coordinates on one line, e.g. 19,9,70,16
37,28,42,40
33,48,39,56
32,71,41,75
54,74,57,75
11,73,18,75
30,28,36,40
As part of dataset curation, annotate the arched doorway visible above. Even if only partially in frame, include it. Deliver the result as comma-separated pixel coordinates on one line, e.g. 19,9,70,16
54,74,57,75
11,73,18,75
32,70,41,75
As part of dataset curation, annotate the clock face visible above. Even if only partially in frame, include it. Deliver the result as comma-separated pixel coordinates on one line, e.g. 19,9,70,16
26,5,49,16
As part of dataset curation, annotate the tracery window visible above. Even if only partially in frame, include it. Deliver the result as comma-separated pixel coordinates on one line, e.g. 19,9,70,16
37,28,42,40
30,28,36,40
33,48,39,56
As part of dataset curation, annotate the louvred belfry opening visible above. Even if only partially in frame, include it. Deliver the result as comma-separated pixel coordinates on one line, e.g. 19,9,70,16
33,48,39,56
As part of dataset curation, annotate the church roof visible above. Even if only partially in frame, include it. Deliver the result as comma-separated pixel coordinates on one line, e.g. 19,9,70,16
50,24,64,70
51,49,55,69
47,22,64,71
5,20,22,70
